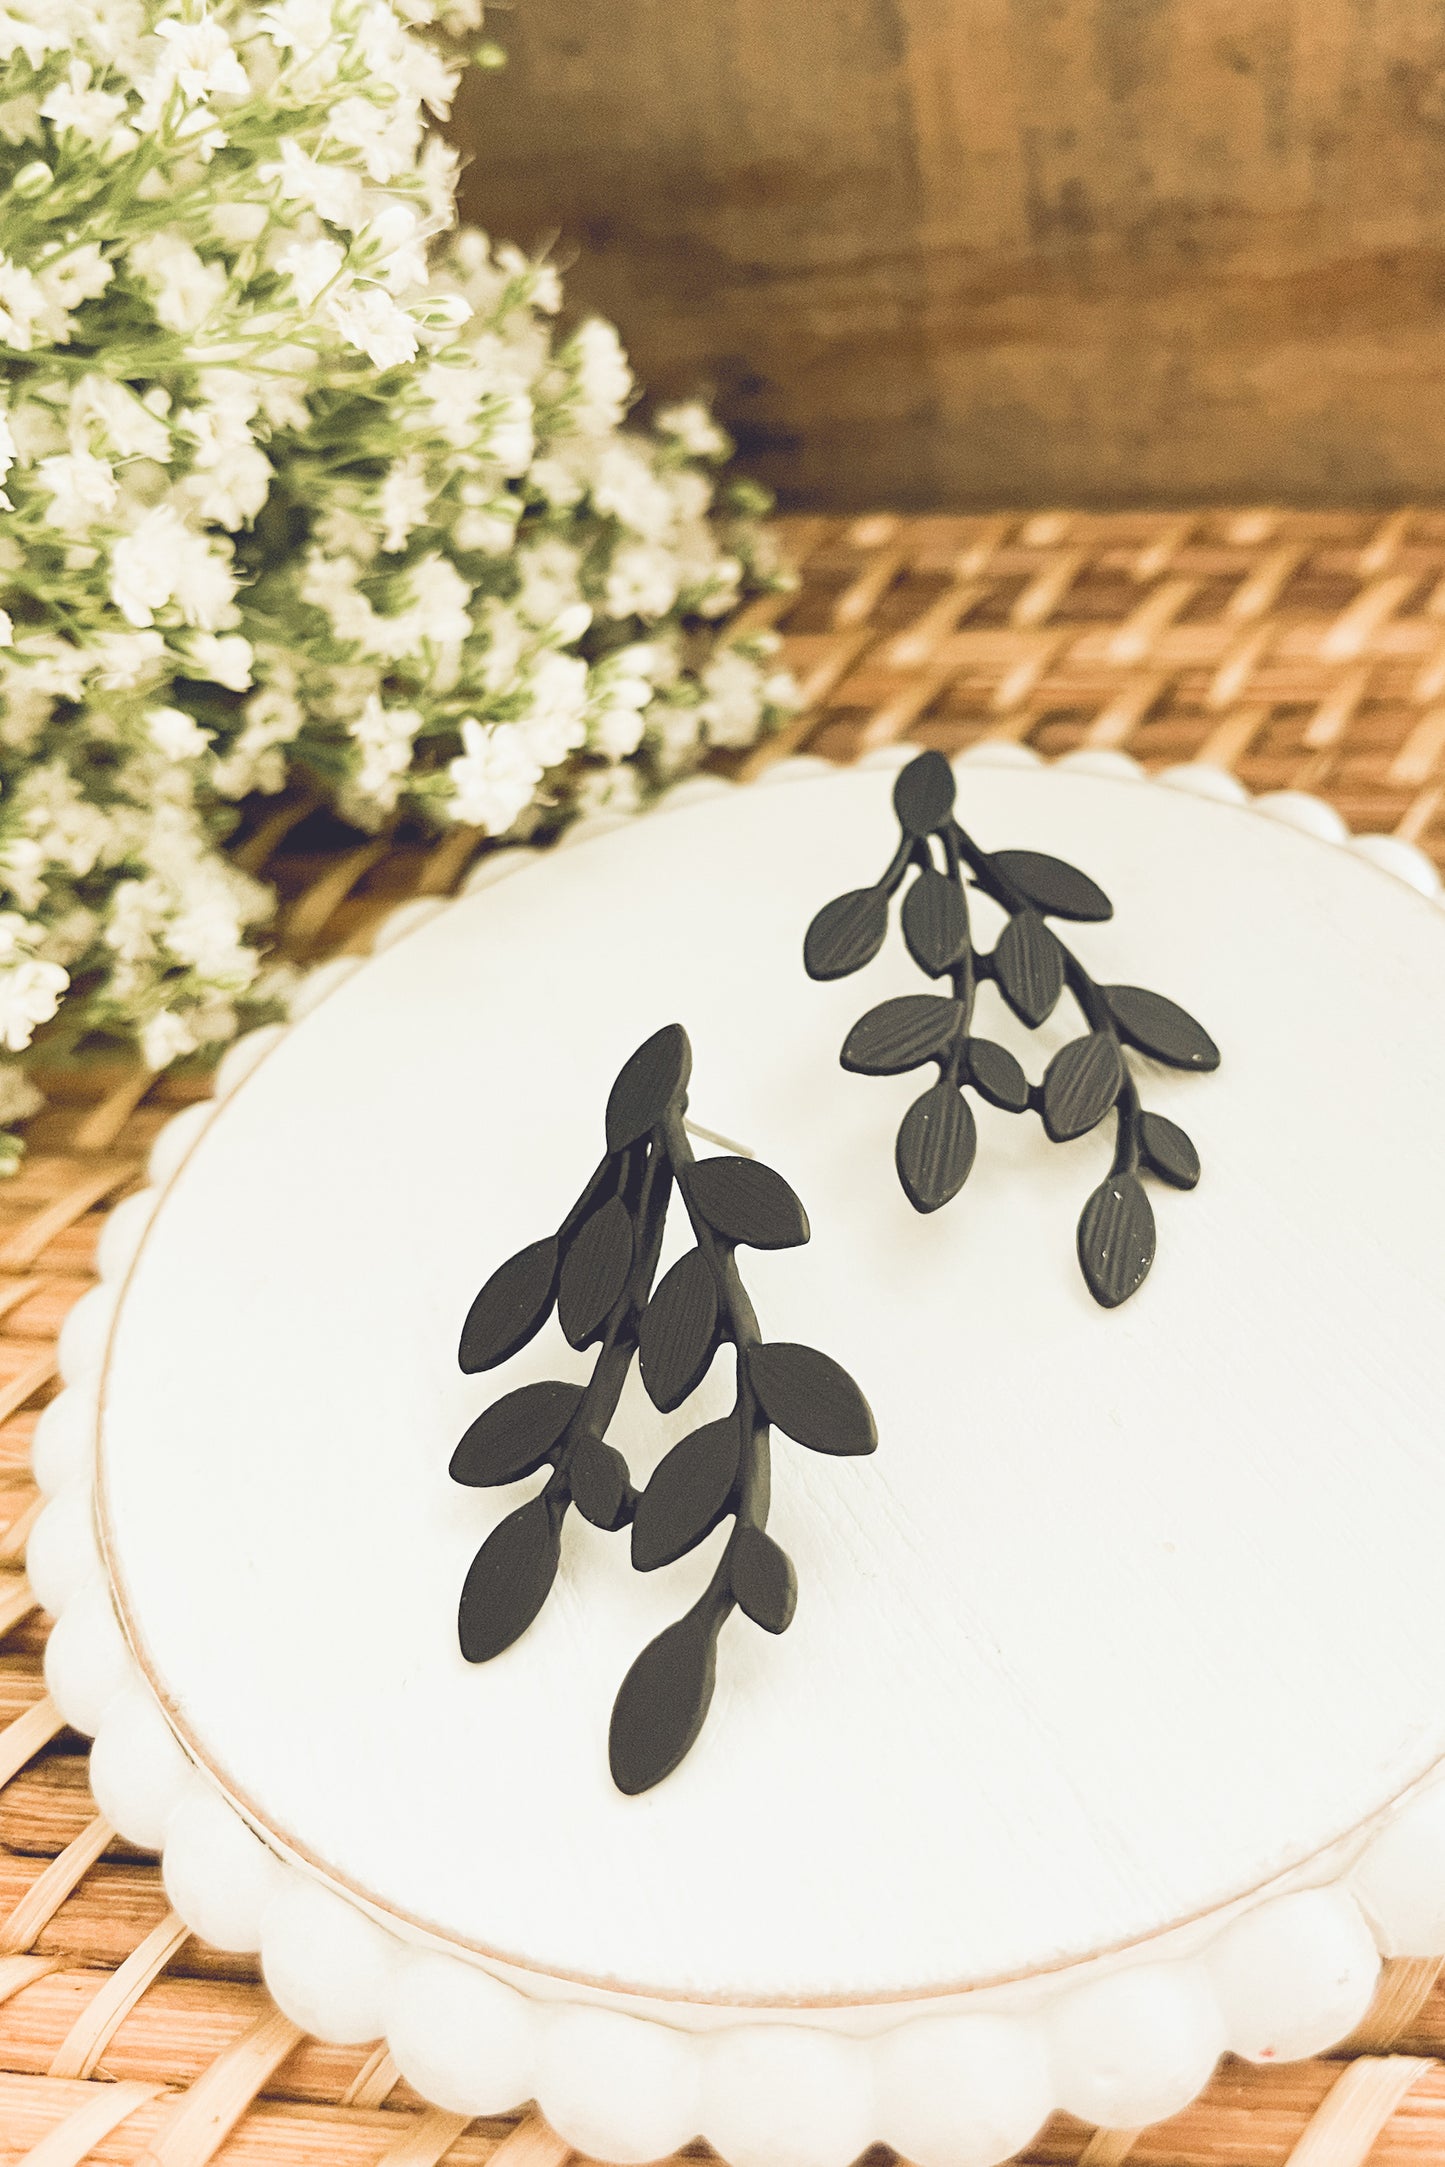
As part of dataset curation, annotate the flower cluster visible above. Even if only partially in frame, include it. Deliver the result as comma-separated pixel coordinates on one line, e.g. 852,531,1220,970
0,0,792,1167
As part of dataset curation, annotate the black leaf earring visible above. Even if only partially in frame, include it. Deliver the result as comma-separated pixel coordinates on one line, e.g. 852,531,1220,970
805,751,1220,1307
453,1023,877,1795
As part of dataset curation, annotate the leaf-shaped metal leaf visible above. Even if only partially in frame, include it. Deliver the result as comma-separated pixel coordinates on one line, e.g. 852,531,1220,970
893,749,956,836
1103,986,1220,1071
803,887,888,981
458,1494,561,1661
895,1081,976,1213
458,1236,558,1374
609,1602,722,1795
967,1037,1030,1112
570,1433,635,1530
901,868,969,976
730,1525,797,1634
558,1195,634,1347
749,1342,878,1456
638,1247,720,1411
450,1379,583,1488
684,1157,810,1249
605,1022,692,1150
1041,1032,1125,1142
1077,1173,1156,1309
1140,1110,1201,1190
991,849,1113,922
840,994,964,1076
992,911,1064,1027
631,1416,740,1571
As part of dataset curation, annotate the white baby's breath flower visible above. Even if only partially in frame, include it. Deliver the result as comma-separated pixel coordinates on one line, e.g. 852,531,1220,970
177,394,272,527
591,440,676,542
350,691,422,810
604,541,680,621
0,1062,41,1126
573,763,643,820
589,701,647,760
140,1006,198,1071
376,455,430,551
656,400,731,460
485,392,533,477
110,503,236,629
89,629,167,689
266,137,367,229
696,645,770,748
401,551,472,646
452,504,517,554
36,449,118,531
260,0,338,51
39,60,129,145
356,205,428,294
0,256,45,348
447,716,542,833
277,234,345,306
184,633,254,690
129,232,227,333
0,914,40,964
147,706,212,760
74,374,172,461
0,956,66,1051
569,318,632,434
152,16,250,103
327,284,419,370
0,3,776,1161
518,651,589,768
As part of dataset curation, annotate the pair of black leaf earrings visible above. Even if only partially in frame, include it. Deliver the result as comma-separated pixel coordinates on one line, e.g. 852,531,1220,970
452,751,1220,1794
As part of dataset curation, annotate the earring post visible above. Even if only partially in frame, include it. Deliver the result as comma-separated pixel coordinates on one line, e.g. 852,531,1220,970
683,1117,755,1160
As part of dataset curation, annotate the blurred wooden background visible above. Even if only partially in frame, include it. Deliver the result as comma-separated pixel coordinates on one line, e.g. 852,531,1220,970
456,0,1445,512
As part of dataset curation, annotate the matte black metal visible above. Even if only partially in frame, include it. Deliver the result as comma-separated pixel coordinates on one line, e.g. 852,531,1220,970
453,1022,876,1796
804,751,1220,1305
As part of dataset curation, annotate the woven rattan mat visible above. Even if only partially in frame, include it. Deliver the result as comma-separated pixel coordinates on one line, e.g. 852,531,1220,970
5,508,1445,2166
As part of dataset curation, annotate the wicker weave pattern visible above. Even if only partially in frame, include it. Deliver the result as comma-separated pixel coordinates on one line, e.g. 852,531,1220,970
3,511,1445,2164
742,510,1445,865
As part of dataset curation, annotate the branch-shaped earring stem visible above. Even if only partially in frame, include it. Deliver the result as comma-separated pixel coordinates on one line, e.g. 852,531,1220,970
806,751,1220,1306
452,1025,877,1794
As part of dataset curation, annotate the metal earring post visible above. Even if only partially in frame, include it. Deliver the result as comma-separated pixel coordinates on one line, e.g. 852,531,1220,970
682,1118,755,1160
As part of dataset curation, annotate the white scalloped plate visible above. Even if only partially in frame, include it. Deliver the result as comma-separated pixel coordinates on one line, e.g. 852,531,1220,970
29,749,1445,2167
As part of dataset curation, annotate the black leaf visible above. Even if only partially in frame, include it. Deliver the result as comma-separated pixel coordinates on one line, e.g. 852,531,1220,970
992,849,1113,923
1077,1173,1156,1309
450,1379,582,1488
684,1157,810,1250
749,1342,878,1456
992,911,1065,1028
558,1196,634,1347
609,1603,722,1794
730,1525,797,1634
605,1022,692,1150
1041,1032,1125,1143
803,887,888,981
896,1081,976,1213
967,1037,1030,1113
458,1495,561,1661
638,1247,720,1411
901,869,969,976
458,1236,558,1374
570,1434,635,1531
1140,1111,1201,1190
1104,986,1220,1072
893,749,957,836
631,1417,740,1572
841,994,964,1076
